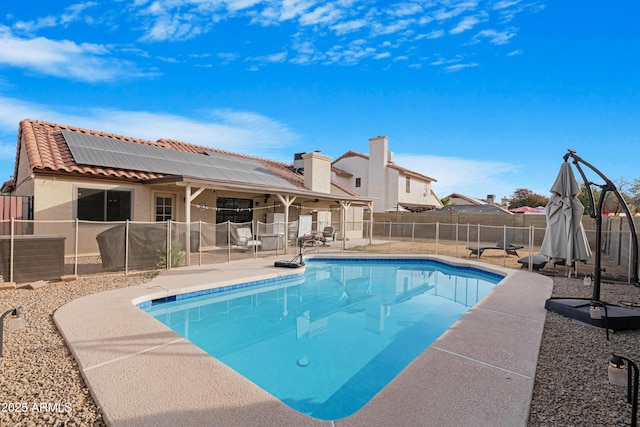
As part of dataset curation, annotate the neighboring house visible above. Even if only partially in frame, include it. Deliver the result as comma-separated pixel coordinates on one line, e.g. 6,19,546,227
509,206,545,214
445,193,490,206
331,136,443,213
429,204,513,214
441,193,512,214
3,119,372,252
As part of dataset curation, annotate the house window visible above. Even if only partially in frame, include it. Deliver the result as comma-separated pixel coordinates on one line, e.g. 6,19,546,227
216,198,253,223
77,188,132,221
155,195,174,222
355,177,361,188
406,176,411,193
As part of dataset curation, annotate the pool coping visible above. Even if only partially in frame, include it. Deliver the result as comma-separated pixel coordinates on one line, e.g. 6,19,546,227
54,254,552,426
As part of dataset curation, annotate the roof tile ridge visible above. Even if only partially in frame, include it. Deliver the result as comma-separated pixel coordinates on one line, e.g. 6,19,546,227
332,150,367,164
330,179,360,197
29,119,156,147
19,119,43,170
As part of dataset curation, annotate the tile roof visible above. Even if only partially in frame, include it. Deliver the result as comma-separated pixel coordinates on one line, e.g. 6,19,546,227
12,119,359,196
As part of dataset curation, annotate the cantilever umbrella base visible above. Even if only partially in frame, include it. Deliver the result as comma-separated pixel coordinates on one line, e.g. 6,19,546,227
545,297,640,330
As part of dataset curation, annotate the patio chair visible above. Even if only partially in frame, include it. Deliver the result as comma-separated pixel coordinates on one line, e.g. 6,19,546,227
236,227,261,251
517,254,548,270
300,231,325,247
466,231,523,258
322,226,336,242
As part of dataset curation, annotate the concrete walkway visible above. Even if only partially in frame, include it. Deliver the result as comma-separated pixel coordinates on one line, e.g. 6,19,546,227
54,254,552,427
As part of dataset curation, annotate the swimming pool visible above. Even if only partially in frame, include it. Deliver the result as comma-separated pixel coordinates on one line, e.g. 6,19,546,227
142,258,504,420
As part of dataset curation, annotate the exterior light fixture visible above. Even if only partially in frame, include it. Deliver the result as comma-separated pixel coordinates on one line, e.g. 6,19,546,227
608,353,639,427
590,301,609,340
610,354,628,386
1,308,25,357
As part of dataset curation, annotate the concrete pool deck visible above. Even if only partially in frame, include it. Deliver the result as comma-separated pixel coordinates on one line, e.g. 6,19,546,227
54,254,552,427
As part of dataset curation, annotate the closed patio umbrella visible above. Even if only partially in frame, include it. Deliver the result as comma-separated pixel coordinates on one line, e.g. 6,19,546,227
540,162,592,266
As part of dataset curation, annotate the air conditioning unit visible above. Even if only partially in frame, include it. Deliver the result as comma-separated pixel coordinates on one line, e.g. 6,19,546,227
293,152,305,170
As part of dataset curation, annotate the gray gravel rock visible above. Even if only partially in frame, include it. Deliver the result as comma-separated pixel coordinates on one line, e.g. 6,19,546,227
0,273,149,426
528,276,640,427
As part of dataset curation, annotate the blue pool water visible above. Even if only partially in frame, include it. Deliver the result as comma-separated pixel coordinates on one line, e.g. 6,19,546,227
142,258,503,420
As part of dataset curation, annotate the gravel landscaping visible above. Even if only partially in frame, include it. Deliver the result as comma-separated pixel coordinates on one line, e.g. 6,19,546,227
1,260,640,426
0,273,150,426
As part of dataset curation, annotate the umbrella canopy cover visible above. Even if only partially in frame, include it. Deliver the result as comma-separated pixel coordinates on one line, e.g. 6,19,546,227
540,162,592,266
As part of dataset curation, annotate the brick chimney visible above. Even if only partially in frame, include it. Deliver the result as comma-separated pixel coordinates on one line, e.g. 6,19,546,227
302,151,332,193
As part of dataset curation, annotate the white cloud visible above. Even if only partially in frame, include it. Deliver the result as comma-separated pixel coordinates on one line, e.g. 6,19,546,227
430,54,464,67
4,0,543,71
0,96,301,160
371,19,415,36
157,56,179,63
217,52,240,64
226,0,263,12
433,1,479,21
394,153,520,199
0,26,151,82
281,0,317,21
388,3,423,17
450,15,484,35
444,62,478,72
249,51,288,64
426,29,445,39
12,1,98,34
140,13,212,42
493,0,522,10
471,28,517,45
331,19,368,35
299,4,343,26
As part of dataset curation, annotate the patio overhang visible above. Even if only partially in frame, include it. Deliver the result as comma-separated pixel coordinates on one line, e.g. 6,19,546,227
143,174,373,205
143,174,375,254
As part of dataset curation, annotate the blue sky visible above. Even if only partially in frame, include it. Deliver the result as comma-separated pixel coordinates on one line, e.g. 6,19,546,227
1,1,639,202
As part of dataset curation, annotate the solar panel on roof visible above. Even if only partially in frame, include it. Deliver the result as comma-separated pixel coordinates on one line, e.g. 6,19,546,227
62,130,296,189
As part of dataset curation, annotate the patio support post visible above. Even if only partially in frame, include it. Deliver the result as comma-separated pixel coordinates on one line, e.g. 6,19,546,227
227,221,231,263
340,201,351,251
125,219,129,275
183,186,204,267
167,220,172,270
185,185,191,266
276,194,297,254
74,218,79,276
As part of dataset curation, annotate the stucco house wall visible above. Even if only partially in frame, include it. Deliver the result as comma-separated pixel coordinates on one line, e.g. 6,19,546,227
332,155,369,196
